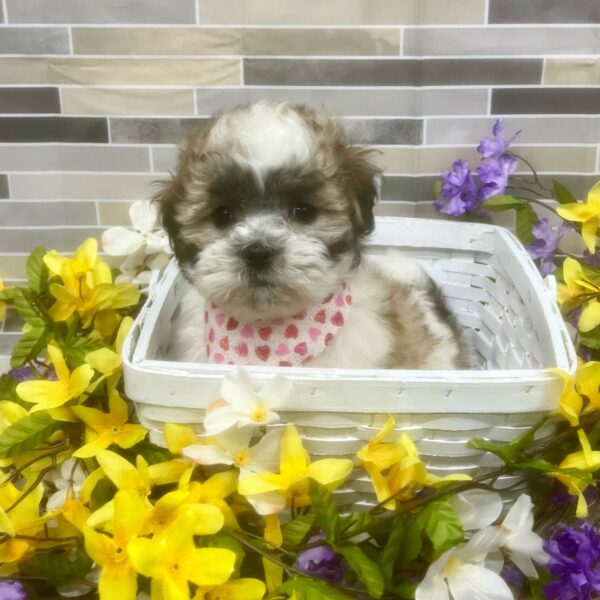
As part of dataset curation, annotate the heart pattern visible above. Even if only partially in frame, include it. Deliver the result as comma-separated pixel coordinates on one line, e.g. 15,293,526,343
204,283,351,367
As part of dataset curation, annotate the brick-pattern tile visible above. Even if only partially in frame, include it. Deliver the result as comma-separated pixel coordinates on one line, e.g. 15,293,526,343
0,117,108,143
0,88,60,114
0,201,97,226
0,228,102,253
6,0,197,24
489,0,600,23
72,27,400,56
0,175,8,199
492,89,600,115
0,28,70,54
244,59,543,86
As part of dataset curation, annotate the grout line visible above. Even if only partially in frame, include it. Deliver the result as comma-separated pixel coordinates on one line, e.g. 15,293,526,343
94,200,101,227
484,0,490,24
4,172,11,198
398,27,403,57
1,0,7,24
486,87,492,115
195,0,200,24
239,58,244,86
192,87,198,116
67,25,73,54
148,146,155,172
541,57,547,85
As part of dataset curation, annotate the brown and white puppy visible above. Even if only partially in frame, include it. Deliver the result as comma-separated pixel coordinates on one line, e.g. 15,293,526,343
156,101,471,369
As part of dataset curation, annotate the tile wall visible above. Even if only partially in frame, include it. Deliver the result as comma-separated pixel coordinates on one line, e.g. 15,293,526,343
1,0,600,354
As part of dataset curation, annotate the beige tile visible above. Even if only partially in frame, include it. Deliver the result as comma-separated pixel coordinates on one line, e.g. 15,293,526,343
199,0,484,25
545,58,600,85
0,255,28,279
61,88,195,116
0,57,240,85
98,202,134,226
374,146,598,174
72,27,399,56
10,174,159,200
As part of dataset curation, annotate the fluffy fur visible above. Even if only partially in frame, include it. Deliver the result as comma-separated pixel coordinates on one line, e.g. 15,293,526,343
156,101,472,369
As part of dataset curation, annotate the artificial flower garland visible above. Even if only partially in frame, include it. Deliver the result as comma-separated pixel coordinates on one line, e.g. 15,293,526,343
0,121,598,600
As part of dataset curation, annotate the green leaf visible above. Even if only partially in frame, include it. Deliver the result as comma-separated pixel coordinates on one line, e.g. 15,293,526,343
0,287,16,301
553,179,577,205
61,333,103,367
11,288,46,329
466,437,516,464
10,326,49,369
338,511,374,539
433,180,442,199
281,514,315,549
26,246,49,296
277,576,353,600
19,547,93,585
0,412,62,458
124,440,171,465
514,203,538,244
336,545,385,599
207,533,245,578
483,194,524,210
308,479,339,544
396,516,423,568
379,517,406,584
580,329,600,351
0,373,19,401
421,500,464,554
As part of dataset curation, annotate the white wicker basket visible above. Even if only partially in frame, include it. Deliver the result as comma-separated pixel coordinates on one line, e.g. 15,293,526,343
123,217,576,506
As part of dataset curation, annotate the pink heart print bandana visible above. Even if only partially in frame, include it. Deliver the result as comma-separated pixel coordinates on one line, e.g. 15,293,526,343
205,283,352,367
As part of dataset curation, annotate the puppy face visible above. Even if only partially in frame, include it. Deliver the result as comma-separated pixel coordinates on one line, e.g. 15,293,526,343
157,102,379,321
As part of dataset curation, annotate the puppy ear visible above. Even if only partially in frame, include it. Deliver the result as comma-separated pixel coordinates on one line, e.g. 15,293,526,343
341,147,381,236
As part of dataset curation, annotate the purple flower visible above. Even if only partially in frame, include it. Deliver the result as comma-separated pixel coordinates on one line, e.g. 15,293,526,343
477,119,521,160
7,365,56,382
476,154,518,200
543,523,600,600
434,159,482,217
295,536,346,583
0,581,27,600
526,218,569,276
501,564,524,595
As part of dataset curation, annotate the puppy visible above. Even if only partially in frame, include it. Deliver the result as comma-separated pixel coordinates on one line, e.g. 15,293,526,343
156,102,472,369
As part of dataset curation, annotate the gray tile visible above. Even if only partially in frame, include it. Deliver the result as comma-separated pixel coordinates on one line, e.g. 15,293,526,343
244,59,543,86
110,118,206,144
344,119,421,145
1,308,23,333
0,88,60,114
0,3,4,23
195,88,488,117
489,0,600,23
0,201,97,226
0,27,70,54
380,174,600,202
152,146,177,173
0,145,150,172
0,117,108,143
0,228,101,252
426,116,600,145
0,175,7,199
0,334,20,356
6,0,196,24
492,89,600,115
404,27,600,56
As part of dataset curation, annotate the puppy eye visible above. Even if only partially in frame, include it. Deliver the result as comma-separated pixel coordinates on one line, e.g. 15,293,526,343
290,202,316,223
212,206,234,228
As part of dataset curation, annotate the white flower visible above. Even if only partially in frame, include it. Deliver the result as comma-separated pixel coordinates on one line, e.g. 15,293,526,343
46,458,87,511
450,489,503,531
415,527,513,600
183,426,281,478
102,200,169,257
497,494,548,578
204,368,293,435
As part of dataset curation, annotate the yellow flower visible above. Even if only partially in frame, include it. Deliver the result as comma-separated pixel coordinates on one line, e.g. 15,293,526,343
128,508,236,600
554,431,600,518
194,579,266,600
83,490,145,600
357,415,412,471
164,423,200,455
557,181,600,253
44,238,140,327
238,425,353,515
0,482,55,572
72,390,147,458
557,258,600,321
16,343,94,413
550,368,584,426
576,361,600,410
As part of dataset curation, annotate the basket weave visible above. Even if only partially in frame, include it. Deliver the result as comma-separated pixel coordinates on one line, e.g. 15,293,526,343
123,217,576,506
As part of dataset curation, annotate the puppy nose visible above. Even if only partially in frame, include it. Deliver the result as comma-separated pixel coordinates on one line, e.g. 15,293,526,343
241,242,277,267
